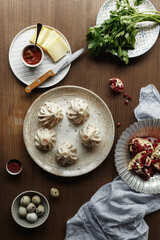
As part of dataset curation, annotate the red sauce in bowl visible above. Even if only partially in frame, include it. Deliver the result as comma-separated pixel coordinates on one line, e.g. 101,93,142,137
23,45,42,65
6,159,22,175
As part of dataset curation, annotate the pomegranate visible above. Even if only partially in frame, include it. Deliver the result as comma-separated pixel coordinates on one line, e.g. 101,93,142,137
128,151,151,171
128,151,155,181
140,165,156,181
151,145,160,171
109,78,124,93
129,137,153,155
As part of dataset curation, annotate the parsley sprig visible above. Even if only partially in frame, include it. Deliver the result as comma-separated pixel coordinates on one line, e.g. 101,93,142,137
86,0,160,64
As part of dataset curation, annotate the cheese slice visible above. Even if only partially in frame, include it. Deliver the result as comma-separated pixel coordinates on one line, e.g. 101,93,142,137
42,30,59,51
45,35,69,62
30,26,69,62
30,26,52,48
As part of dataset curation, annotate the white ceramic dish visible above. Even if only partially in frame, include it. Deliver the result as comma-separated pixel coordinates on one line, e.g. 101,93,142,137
9,25,71,88
6,159,22,175
21,44,44,68
11,190,50,228
96,0,160,58
23,86,115,177
115,118,160,194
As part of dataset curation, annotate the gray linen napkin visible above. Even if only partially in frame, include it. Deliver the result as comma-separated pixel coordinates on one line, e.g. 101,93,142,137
65,84,160,240
134,84,160,121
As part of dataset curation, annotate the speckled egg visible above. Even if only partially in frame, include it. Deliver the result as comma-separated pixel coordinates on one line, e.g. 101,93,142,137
32,195,41,205
50,188,59,198
26,212,38,223
36,205,45,216
18,206,27,217
26,203,36,212
20,195,31,207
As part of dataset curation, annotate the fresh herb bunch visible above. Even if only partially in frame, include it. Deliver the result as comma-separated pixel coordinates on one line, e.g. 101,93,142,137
86,0,160,64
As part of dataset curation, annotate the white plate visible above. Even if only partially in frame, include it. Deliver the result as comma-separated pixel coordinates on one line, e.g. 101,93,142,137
115,119,160,194
9,25,71,88
23,86,115,177
96,0,160,58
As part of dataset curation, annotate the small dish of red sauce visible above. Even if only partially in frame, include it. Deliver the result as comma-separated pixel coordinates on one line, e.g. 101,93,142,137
22,44,44,67
6,159,22,175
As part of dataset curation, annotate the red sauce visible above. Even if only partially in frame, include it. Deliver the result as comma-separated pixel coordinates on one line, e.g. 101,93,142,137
7,159,22,173
23,45,42,65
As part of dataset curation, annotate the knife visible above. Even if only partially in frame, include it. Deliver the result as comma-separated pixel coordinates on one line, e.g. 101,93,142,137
25,47,86,93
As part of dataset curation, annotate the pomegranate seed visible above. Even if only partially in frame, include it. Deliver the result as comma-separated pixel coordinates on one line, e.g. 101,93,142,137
125,99,128,104
128,96,132,100
117,123,121,127
124,92,127,97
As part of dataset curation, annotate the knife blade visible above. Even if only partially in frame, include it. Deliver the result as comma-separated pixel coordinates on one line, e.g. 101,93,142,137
25,47,86,93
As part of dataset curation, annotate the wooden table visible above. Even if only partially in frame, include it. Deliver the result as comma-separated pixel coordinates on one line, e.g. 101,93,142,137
1,0,160,239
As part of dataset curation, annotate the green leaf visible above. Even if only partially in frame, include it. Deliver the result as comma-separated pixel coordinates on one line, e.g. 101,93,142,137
120,49,129,64
125,32,130,43
116,30,125,38
110,49,116,55
117,45,123,57
134,0,144,6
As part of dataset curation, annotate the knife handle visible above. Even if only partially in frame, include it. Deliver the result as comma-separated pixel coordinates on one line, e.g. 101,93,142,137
25,70,55,93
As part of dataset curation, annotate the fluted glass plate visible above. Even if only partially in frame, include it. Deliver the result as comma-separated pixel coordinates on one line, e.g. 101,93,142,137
115,119,160,194
96,0,159,58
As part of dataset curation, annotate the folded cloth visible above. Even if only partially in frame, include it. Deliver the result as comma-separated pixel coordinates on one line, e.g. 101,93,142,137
134,84,160,121
65,177,160,240
65,85,160,240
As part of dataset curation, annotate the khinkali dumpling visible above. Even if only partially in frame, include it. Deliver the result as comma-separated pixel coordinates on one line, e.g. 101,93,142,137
80,123,101,147
56,142,78,166
38,101,63,128
34,128,56,151
66,98,89,125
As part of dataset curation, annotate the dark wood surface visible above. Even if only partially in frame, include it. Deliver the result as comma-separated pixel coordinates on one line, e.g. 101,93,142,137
1,0,160,239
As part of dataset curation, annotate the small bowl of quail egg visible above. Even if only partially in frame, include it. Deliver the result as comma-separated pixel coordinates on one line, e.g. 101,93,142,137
11,190,50,228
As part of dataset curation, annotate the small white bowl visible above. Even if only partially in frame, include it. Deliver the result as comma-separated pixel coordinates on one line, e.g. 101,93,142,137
21,44,44,68
11,190,50,228
6,159,22,175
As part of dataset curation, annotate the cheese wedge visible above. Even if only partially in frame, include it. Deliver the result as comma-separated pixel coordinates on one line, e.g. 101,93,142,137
42,30,59,51
30,26,52,48
45,36,69,62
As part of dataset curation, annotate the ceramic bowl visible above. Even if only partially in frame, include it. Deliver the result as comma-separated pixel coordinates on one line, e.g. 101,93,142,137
21,44,44,68
6,159,22,175
11,190,50,228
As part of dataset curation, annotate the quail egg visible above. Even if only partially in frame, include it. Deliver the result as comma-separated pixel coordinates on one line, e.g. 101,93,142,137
26,212,38,223
50,188,59,198
18,206,27,217
26,203,36,212
32,195,41,205
20,195,31,206
36,205,45,216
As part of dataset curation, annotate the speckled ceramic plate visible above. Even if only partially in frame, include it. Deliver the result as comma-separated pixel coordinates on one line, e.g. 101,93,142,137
9,25,71,88
96,0,160,58
23,86,115,177
115,118,160,194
